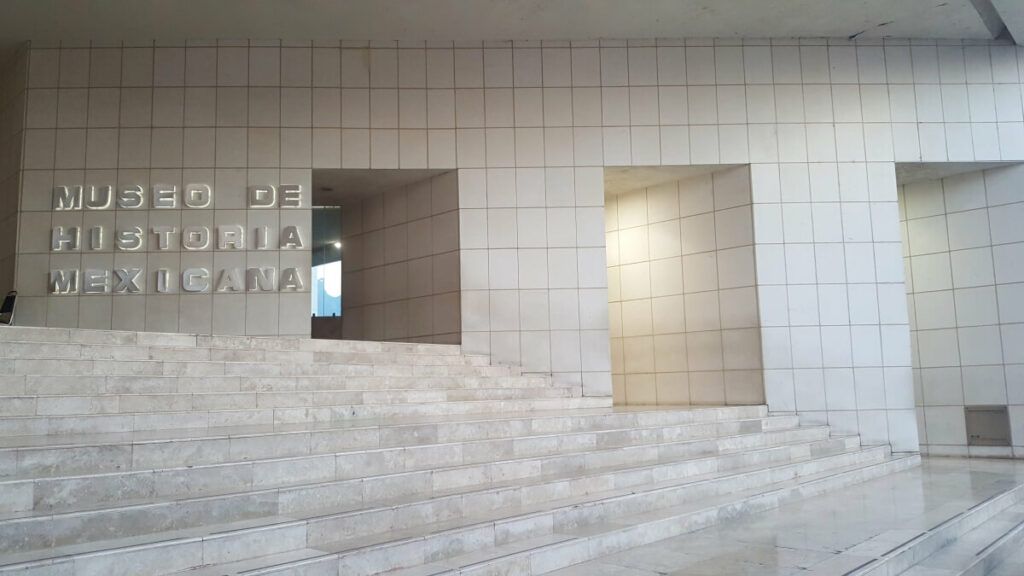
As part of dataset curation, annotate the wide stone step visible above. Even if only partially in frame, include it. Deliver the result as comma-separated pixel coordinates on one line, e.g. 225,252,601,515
0,397,616,436
0,444,904,575
1,422,826,514
0,387,577,417
0,429,845,553
0,374,566,396
902,503,1024,576
353,452,920,576
0,406,772,478
0,326,466,356
2,358,518,378
0,340,490,365
846,480,1024,576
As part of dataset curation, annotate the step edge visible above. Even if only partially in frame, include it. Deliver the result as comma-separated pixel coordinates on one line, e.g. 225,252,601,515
0,426,847,524
0,406,772,450
1,421,828,484
847,481,1024,576
0,444,888,570
232,453,920,576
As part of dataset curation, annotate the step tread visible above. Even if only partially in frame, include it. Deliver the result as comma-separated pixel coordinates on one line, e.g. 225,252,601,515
172,548,333,576
0,397,616,433
989,543,1024,576
0,416,812,483
0,401,611,424
840,474,1024,576
0,441,879,569
910,503,1024,572
0,427,836,521
0,405,769,450
0,326,466,353
0,387,569,397
317,444,883,551
414,453,918,576
211,452,914,576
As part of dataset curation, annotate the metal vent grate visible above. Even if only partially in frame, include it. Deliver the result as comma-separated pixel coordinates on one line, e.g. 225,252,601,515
965,406,1011,447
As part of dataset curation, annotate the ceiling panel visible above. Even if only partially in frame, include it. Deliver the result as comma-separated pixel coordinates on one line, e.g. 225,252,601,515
0,0,1004,45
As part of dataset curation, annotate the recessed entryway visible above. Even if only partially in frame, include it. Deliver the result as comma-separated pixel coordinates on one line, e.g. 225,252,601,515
605,165,763,406
311,169,460,343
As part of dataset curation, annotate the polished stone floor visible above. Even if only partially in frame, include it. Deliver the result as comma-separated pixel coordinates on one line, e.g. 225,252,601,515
548,457,1024,576
990,545,1024,575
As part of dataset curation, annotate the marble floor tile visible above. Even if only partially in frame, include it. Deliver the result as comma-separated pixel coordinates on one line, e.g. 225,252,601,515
989,544,1024,575
551,457,1024,576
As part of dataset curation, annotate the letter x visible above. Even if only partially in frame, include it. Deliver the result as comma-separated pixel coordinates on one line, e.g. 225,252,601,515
112,268,143,293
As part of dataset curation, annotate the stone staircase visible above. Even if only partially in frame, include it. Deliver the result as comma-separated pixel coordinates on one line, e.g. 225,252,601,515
846,477,1024,576
0,327,918,575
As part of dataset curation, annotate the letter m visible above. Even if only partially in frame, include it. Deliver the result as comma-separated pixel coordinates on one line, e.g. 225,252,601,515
49,269,79,294
52,186,83,210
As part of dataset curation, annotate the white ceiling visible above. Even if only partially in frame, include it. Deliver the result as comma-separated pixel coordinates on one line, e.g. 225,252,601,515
0,0,1013,47
991,0,1024,45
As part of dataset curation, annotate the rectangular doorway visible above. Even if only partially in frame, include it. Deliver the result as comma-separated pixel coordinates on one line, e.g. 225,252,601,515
604,165,763,406
311,169,460,343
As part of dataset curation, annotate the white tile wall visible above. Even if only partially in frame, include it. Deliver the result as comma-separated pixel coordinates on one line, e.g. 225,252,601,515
10,38,1024,441
341,170,461,344
607,167,762,406
17,41,312,336
751,160,918,451
900,164,1024,457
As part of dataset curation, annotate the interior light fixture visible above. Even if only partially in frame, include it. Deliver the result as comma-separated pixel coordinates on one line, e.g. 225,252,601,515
333,241,342,249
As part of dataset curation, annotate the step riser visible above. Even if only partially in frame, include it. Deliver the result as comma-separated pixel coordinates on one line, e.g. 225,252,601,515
0,325,918,576
0,343,491,367
0,397,616,436
0,388,576,417
307,440,865,549
0,375,562,396
0,446,897,576
0,435,853,555
413,455,922,576
0,410,779,478
323,449,905,576
0,327,467,356
3,359,515,379
958,514,1024,576
852,483,1024,576
5,426,830,514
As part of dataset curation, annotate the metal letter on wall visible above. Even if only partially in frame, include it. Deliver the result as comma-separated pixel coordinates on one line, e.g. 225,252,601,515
82,269,109,294
52,186,82,210
51,227,80,251
152,186,178,209
216,268,245,292
182,226,210,250
151,226,177,250
279,184,302,208
182,268,210,293
248,185,277,208
280,267,304,291
117,185,144,209
246,267,276,291
45,182,309,299
280,226,304,249
49,270,79,294
112,268,143,293
217,225,245,250
183,184,212,208
116,227,144,251
84,185,113,210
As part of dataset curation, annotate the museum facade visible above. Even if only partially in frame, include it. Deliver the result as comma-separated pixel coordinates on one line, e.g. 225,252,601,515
2,19,1024,458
